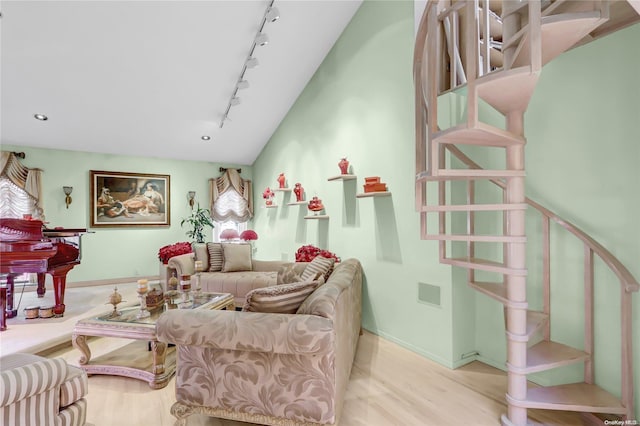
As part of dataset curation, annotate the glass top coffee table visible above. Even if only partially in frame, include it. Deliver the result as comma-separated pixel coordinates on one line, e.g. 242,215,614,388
72,291,234,389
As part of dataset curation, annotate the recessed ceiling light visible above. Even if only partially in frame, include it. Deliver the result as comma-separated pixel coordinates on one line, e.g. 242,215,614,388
34,113,48,121
201,136,211,141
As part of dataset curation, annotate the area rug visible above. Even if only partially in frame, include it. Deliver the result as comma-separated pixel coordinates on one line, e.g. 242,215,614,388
1,282,141,356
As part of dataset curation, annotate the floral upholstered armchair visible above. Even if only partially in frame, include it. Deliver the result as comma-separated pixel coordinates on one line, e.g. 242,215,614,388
157,258,363,426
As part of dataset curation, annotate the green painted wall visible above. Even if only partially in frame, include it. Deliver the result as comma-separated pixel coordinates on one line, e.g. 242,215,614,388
254,0,639,415
1,144,250,283
251,0,461,367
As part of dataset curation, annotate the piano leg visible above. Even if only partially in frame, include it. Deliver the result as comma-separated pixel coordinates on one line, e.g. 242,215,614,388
37,273,46,298
0,286,6,331
50,265,73,317
5,274,17,319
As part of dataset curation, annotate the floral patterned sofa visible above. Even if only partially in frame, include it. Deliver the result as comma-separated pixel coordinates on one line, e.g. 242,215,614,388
167,243,293,307
156,258,363,426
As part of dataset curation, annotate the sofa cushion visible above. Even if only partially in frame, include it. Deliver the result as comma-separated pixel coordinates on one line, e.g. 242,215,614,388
206,243,224,272
192,243,210,271
242,280,323,314
276,263,302,285
301,256,335,282
221,243,252,272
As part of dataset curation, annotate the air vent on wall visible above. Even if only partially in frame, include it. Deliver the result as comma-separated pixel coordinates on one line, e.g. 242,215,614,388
418,282,441,307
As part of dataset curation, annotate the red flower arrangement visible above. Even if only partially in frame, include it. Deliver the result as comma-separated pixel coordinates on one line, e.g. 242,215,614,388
295,245,340,263
240,230,258,241
158,242,192,264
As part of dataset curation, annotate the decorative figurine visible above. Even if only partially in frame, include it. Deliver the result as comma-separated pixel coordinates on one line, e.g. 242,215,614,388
263,187,275,206
106,286,124,318
338,158,350,174
293,183,304,202
277,173,286,188
308,196,324,215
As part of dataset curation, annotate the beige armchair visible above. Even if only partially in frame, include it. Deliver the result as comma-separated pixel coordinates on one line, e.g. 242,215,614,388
157,258,363,426
0,353,88,426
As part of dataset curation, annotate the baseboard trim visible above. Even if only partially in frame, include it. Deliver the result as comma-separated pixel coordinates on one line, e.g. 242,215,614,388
366,328,458,369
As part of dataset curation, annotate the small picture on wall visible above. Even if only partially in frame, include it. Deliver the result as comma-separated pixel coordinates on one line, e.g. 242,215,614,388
90,170,170,227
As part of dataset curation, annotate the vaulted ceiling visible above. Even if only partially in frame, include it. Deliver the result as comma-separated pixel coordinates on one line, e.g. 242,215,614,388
0,1,363,165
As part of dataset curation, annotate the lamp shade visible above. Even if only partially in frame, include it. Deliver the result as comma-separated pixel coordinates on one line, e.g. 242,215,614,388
220,229,240,240
240,230,258,241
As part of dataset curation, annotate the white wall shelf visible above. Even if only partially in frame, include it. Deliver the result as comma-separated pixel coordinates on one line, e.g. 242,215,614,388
356,192,391,198
273,188,292,192
328,174,357,181
264,204,279,208
286,201,308,206
304,215,329,220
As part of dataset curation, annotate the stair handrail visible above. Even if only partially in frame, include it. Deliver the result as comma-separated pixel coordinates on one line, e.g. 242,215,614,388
446,144,640,294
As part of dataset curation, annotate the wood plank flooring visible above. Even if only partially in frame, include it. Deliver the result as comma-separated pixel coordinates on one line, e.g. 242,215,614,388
43,331,585,426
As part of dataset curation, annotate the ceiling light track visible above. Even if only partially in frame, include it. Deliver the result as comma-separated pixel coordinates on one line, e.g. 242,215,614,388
219,0,279,128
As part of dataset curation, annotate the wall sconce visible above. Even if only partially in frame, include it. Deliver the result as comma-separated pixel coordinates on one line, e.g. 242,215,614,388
63,186,73,209
187,191,196,209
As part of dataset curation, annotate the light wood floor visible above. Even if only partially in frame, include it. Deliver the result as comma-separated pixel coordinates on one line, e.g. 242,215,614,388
42,331,585,426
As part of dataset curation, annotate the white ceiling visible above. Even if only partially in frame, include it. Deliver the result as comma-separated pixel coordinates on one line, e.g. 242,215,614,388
0,0,362,165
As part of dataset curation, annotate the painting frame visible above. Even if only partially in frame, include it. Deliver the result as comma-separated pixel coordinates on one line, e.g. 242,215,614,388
90,170,170,227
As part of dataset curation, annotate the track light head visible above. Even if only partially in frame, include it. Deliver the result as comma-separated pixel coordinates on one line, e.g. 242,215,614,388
237,80,250,90
266,6,280,22
245,57,259,68
230,97,241,106
255,33,269,46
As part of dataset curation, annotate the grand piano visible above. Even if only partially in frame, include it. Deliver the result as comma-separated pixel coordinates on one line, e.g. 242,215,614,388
0,218,88,330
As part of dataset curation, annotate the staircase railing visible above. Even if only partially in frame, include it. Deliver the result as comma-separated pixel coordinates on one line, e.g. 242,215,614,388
447,145,639,418
415,0,638,422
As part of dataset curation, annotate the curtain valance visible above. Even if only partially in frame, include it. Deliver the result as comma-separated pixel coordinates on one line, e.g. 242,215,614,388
209,168,253,222
0,151,44,218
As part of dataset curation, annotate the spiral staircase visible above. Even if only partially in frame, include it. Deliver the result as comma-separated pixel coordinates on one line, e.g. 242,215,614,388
414,1,639,425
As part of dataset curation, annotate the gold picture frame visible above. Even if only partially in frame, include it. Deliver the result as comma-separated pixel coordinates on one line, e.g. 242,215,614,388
90,170,170,227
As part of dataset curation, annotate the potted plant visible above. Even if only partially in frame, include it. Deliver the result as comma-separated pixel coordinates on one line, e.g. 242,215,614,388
181,204,215,243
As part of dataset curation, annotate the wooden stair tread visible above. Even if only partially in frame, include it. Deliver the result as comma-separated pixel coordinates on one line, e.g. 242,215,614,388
421,203,528,212
525,311,549,339
433,122,525,147
417,169,525,181
519,341,588,374
509,383,627,414
475,67,539,115
442,257,527,276
469,281,528,309
422,234,526,243
512,11,604,68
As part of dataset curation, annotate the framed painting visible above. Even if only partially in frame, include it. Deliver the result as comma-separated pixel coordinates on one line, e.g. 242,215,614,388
90,170,170,227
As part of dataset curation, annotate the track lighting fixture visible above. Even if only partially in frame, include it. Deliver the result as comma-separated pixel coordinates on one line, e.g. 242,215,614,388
245,57,259,68
219,1,280,128
255,33,269,46
266,6,280,22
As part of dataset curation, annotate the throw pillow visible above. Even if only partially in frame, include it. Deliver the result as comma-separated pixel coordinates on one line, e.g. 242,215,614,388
300,256,335,282
221,243,252,272
242,280,323,314
206,243,223,272
276,264,302,285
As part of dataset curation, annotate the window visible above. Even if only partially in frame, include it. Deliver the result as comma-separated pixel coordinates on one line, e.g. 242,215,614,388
213,220,248,242
0,177,40,219
209,169,253,242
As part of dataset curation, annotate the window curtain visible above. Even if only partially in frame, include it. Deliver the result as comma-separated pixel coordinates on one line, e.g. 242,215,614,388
0,151,44,219
209,168,253,223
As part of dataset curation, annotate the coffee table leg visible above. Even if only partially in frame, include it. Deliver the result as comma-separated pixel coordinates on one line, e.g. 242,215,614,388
151,340,167,375
72,334,91,365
